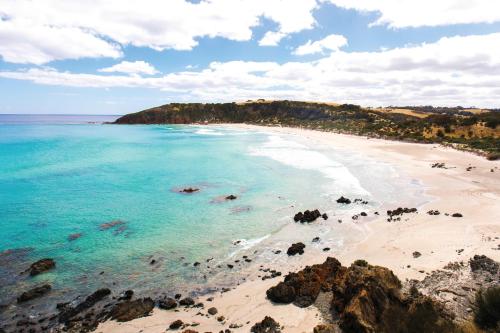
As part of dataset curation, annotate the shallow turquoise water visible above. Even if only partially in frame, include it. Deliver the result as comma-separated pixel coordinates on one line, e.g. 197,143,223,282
0,118,425,310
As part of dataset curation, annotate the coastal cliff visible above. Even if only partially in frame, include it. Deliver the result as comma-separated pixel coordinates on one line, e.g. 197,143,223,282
114,101,500,157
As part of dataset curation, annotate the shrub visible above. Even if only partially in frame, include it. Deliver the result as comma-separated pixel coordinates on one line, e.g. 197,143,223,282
474,287,500,330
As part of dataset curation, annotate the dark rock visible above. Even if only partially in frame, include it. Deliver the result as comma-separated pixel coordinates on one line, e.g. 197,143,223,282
386,207,417,221
323,247,330,252
312,237,320,243
68,233,83,241
225,195,237,200
169,319,184,329
217,315,225,322
413,251,422,258
286,242,305,256
59,288,111,323
150,259,157,265
109,298,154,322
313,324,336,333
29,258,55,276
293,209,322,223
469,255,499,275
181,188,199,193
427,210,440,215
193,262,200,267
207,307,218,315
360,212,367,217
174,294,181,299
158,297,177,310
336,196,351,204
266,257,344,307
451,213,463,218
250,316,281,333
119,290,134,301
17,284,51,303
179,297,195,306
322,213,328,220
227,264,234,269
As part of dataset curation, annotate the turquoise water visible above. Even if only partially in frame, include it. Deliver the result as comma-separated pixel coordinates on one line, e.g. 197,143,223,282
0,116,425,313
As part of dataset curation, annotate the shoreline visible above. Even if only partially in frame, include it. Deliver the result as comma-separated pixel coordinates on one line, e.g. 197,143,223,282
97,124,500,333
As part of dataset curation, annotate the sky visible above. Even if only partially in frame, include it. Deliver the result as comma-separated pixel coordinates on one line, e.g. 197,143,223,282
1,0,500,114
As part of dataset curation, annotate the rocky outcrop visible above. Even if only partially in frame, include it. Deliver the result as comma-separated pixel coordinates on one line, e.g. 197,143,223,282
17,284,51,303
287,242,306,256
251,316,281,333
470,255,499,275
28,258,55,276
267,257,460,333
109,298,154,322
293,209,325,223
59,288,111,324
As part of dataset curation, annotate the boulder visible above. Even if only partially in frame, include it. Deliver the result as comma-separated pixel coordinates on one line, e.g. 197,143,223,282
17,284,51,303
293,209,322,223
287,242,305,256
169,319,184,329
250,316,281,333
225,195,237,200
179,297,195,306
336,196,351,204
158,297,177,310
451,213,463,218
29,258,55,276
413,251,422,258
207,307,218,315
109,298,154,322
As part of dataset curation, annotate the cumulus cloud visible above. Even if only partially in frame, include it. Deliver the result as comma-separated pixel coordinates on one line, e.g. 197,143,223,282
293,34,347,55
2,33,500,107
0,0,317,64
325,0,500,28
99,61,159,75
259,31,287,46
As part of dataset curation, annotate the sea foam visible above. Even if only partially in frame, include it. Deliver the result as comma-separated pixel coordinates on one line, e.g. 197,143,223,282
249,135,369,196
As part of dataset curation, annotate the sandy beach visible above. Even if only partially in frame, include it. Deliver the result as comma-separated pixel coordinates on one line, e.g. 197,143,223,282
97,124,500,333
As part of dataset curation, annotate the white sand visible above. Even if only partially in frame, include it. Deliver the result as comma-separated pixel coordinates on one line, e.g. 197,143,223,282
97,125,500,333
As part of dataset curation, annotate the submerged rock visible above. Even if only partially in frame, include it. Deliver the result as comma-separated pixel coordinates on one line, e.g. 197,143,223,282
68,233,83,241
29,258,55,276
250,316,281,333
225,194,237,200
17,284,51,303
109,298,154,322
181,188,199,193
286,242,305,256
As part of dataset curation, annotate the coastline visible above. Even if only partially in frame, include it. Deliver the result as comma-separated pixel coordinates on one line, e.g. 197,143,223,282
97,124,500,333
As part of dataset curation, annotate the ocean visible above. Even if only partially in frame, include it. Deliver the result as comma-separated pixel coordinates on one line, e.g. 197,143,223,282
0,114,425,317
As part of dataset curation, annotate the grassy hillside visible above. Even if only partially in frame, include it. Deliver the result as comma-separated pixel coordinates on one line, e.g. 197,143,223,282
114,101,500,158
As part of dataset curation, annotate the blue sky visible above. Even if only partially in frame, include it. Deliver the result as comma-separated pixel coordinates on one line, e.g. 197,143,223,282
1,0,500,114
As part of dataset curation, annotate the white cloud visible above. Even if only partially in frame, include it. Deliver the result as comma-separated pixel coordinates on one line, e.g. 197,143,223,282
2,33,500,107
259,31,286,46
325,0,500,28
99,61,159,75
0,0,318,64
293,34,347,55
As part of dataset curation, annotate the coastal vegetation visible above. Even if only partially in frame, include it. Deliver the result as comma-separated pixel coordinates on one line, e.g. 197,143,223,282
114,101,500,157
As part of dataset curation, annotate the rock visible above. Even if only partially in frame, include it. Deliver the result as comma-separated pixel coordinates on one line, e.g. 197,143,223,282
469,255,499,275
451,213,463,218
427,210,440,215
217,315,225,322
59,288,111,323
360,212,367,217
313,324,336,333
181,188,199,193
227,264,234,269
29,258,55,276
68,233,83,241
182,330,198,333
336,196,351,204
225,195,237,200
322,213,328,220
323,247,330,252
110,298,154,322
179,297,195,306
312,237,320,243
169,319,184,329
250,316,281,333
386,207,417,222
207,307,218,315
150,259,157,265
158,297,177,310
119,290,134,301
193,262,200,267
293,209,322,223
266,257,344,307
413,251,422,258
174,294,182,299
17,284,51,303
287,242,305,256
